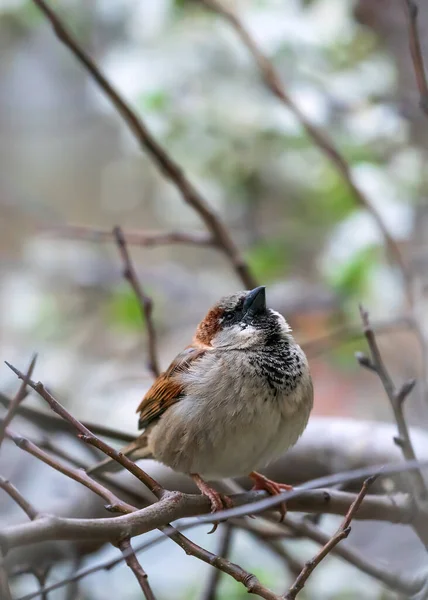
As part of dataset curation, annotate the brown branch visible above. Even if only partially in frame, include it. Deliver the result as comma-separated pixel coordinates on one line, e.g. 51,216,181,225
5,429,136,515
358,305,428,502
30,0,256,290
44,224,215,248
402,0,428,117
282,512,422,597
117,539,157,600
5,362,164,499
200,524,233,600
0,550,12,600
0,485,415,552
0,476,38,521
0,354,37,447
200,0,412,303
285,476,376,599
112,225,160,378
0,392,135,444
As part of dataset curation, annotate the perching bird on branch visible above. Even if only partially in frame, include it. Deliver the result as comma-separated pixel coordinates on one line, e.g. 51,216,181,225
88,286,313,523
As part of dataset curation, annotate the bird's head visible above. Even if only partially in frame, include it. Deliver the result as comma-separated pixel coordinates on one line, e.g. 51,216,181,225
194,286,291,349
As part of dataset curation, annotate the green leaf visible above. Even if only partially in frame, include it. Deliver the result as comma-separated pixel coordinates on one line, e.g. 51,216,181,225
329,246,377,299
139,90,170,113
106,286,145,330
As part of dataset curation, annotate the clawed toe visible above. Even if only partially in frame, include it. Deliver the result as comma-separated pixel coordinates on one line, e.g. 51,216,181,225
249,471,293,522
191,473,234,533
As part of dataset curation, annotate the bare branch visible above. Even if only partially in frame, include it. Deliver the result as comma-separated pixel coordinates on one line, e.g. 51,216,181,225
281,514,421,596
4,362,164,499
0,550,12,600
0,476,38,521
5,429,135,515
44,224,215,248
285,476,376,599
200,524,233,600
30,0,256,290
402,0,428,117
0,354,37,447
359,305,428,502
200,0,412,303
117,539,157,600
112,225,160,378
0,392,135,444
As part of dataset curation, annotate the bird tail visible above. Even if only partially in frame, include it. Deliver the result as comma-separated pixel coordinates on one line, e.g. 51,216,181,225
87,434,152,476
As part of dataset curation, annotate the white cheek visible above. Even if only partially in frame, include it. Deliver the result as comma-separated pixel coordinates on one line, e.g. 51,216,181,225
212,324,260,348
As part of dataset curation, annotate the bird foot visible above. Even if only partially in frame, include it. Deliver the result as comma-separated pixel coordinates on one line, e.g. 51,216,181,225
249,471,293,522
191,473,233,534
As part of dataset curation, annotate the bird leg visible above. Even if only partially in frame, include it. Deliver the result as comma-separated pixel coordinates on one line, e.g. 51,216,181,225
249,471,293,522
190,473,233,534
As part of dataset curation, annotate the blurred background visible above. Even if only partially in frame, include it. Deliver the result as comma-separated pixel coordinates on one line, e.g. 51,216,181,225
1,0,428,598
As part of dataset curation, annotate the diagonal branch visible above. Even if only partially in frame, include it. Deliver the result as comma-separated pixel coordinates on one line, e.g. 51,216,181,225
5,428,136,515
0,391,135,444
117,539,157,600
4,362,164,499
30,0,256,290
113,225,160,378
0,354,37,447
45,224,215,248
285,476,376,599
200,524,233,600
0,476,38,521
358,305,428,502
402,0,428,117
200,0,412,303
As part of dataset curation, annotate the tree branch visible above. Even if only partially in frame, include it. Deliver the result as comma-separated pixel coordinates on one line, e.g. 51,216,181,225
0,392,135,444
117,538,157,600
285,476,376,599
30,0,256,290
200,524,233,600
44,224,215,248
358,305,428,502
112,225,160,378
200,0,412,303
0,476,38,521
402,0,428,117
0,354,37,447
5,362,164,499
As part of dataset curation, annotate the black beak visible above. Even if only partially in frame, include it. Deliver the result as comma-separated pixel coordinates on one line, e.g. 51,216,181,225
243,286,266,316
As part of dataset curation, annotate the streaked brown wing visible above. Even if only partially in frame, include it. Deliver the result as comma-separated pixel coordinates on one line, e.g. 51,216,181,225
136,346,206,429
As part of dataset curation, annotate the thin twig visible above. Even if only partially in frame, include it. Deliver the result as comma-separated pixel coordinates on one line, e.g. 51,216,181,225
45,224,214,248
4,362,164,499
0,392,135,444
112,225,160,378
0,354,37,447
402,0,428,117
282,512,421,597
200,524,233,600
200,0,412,303
285,476,376,599
5,429,136,515
117,539,157,600
358,305,428,502
30,0,256,290
0,476,38,520
0,550,12,600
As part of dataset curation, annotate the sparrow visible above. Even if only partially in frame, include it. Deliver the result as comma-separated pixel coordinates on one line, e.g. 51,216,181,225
89,286,313,524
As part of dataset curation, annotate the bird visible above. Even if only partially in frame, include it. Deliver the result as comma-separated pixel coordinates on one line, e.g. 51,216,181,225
88,286,313,524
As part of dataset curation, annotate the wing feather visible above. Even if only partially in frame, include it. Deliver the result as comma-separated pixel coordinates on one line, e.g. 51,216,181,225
136,346,206,429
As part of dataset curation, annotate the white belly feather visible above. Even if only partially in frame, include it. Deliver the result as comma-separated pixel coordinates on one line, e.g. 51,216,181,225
148,348,313,479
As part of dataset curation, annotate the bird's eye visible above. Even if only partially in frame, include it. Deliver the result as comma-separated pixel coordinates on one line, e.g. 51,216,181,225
224,313,234,322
